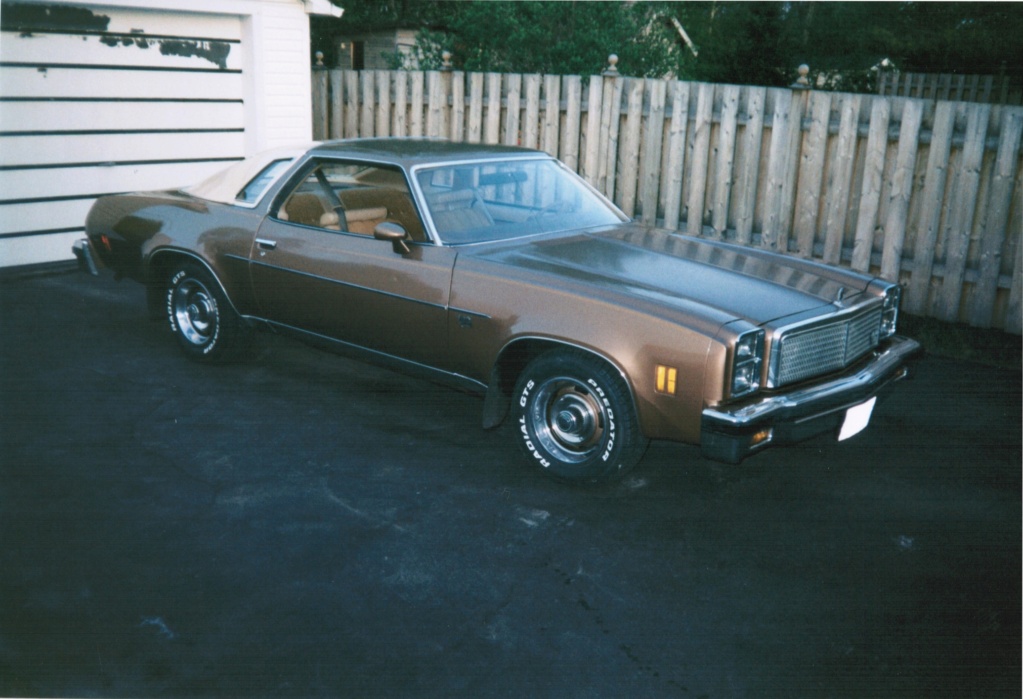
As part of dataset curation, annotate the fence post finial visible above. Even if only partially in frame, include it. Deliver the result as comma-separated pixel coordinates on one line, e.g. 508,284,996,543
314,51,325,68
441,51,453,71
791,64,811,89
603,54,619,77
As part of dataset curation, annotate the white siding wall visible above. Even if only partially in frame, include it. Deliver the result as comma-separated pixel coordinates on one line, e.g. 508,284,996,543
0,0,319,269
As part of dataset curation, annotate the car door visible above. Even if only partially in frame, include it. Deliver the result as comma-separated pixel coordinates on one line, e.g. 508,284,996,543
248,159,455,367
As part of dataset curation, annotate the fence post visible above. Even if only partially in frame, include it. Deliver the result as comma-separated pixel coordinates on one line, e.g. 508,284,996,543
311,61,329,141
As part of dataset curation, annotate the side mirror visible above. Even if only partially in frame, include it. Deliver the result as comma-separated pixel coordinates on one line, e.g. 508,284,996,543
374,221,411,254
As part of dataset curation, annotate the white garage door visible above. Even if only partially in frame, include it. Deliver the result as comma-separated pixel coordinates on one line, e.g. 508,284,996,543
0,1,248,268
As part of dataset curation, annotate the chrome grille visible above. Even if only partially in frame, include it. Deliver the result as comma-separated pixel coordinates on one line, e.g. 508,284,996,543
773,307,883,386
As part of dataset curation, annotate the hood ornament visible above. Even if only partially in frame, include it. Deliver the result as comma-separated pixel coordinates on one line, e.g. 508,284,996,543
834,287,846,306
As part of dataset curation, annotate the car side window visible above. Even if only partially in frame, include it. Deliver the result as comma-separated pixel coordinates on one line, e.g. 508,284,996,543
275,161,427,241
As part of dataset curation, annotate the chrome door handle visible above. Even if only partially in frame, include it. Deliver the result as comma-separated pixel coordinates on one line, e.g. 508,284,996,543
256,238,278,250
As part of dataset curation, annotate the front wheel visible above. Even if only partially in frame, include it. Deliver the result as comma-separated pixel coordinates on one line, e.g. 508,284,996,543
165,262,246,362
512,350,648,484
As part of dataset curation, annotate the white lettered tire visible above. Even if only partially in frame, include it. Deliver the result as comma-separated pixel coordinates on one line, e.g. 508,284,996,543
512,350,647,483
165,261,246,362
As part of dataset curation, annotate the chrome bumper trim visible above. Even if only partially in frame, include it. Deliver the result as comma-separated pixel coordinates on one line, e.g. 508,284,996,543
72,238,99,276
703,335,921,429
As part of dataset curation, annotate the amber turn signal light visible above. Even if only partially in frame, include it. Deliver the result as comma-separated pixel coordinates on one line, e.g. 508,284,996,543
655,365,677,395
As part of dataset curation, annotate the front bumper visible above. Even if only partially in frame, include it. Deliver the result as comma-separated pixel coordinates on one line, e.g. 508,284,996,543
700,335,922,463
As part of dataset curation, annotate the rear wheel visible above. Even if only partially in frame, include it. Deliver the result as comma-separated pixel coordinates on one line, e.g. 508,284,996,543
165,262,246,362
512,350,648,484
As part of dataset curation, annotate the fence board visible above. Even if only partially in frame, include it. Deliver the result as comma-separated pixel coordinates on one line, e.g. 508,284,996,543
582,75,603,185
761,89,794,251
934,103,992,321
968,111,1023,326
409,71,424,137
735,87,766,245
687,83,714,236
880,70,1020,106
712,84,741,239
503,73,521,147
905,101,956,313
598,76,624,200
376,70,391,137
618,78,645,217
778,90,807,250
467,72,484,144
312,69,328,140
641,79,667,226
662,81,690,231
450,71,465,141
330,70,344,138
561,76,582,171
392,71,408,136
523,74,541,150
483,73,501,144
344,70,359,137
822,94,861,264
543,74,561,157
360,71,374,138
880,99,924,281
794,90,832,257
851,97,891,271
426,71,445,138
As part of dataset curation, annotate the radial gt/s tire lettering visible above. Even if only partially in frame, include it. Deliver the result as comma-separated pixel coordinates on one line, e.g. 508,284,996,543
512,350,648,484
165,261,246,362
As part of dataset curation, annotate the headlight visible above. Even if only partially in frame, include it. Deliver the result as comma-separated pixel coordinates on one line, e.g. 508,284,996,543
880,285,901,339
731,329,764,398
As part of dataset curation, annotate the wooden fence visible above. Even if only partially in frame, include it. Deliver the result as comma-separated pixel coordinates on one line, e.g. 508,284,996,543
877,70,1023,106
312,68,1023,334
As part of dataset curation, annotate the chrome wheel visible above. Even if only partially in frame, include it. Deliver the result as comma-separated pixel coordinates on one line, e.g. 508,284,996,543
171,276,218,347
528,376,606,464
164,261,246,363
513,350,647,483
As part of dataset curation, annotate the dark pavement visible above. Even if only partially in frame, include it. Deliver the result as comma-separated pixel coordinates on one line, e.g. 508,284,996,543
1,270,1020,698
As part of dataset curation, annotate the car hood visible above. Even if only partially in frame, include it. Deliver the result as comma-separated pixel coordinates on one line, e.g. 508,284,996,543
469,225,874,327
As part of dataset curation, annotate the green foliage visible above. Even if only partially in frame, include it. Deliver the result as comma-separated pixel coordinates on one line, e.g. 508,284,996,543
314,1,1022,89
413,1,689,77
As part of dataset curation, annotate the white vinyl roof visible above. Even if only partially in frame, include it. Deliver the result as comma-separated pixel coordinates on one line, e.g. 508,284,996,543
183,144,315,205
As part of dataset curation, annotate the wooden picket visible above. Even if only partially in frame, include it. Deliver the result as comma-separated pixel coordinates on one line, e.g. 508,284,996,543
311,67,1023,333
878,70,1022,106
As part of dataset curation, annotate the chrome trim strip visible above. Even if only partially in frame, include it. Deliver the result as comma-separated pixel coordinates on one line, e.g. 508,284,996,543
246,257,448,312
704,335,921,428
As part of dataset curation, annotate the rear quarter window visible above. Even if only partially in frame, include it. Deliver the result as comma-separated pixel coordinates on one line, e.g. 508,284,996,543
236,159,294,205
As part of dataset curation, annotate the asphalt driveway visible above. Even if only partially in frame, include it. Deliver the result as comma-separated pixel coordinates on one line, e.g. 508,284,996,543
1,270,1020,698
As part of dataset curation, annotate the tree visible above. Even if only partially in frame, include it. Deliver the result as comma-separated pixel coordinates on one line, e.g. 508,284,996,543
313,1,1022,89
403,1,689,77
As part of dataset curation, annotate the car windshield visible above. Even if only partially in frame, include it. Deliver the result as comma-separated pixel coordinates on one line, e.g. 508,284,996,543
414,158,624,245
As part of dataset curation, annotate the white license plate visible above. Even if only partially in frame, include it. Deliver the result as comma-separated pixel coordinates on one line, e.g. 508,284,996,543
838,397,877,441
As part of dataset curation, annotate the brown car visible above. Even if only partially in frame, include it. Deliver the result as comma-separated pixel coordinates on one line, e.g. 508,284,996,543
76,139,920,483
